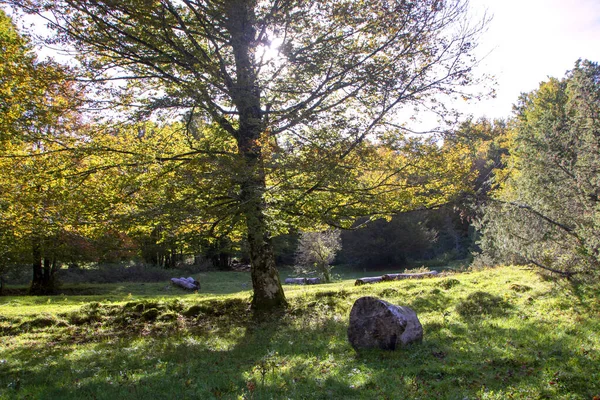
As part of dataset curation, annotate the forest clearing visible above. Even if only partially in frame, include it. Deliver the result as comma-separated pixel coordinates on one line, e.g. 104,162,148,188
1,266,599,399
1,1,600,399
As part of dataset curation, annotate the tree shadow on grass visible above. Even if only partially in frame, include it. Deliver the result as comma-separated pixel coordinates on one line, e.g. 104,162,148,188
1,294,599,399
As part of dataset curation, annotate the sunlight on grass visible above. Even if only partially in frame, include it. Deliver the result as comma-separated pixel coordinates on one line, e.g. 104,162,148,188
1,266,599,399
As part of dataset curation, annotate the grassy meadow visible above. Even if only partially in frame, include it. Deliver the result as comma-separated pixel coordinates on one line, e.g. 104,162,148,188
1,266,599,399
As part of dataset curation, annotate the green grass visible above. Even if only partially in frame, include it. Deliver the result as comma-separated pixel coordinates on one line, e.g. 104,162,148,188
1,266,599,399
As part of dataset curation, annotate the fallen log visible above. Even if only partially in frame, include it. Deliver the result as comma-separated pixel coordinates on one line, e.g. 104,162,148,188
285,278,305,285
171,277,200,290
355,271,439,286
382,271,439,281
354,276,384,286
284,277,322,285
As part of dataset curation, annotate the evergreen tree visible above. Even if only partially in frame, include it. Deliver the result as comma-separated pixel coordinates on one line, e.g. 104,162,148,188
477,60,600,279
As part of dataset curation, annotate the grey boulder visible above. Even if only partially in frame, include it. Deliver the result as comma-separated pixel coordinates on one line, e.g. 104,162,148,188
347,296,423,351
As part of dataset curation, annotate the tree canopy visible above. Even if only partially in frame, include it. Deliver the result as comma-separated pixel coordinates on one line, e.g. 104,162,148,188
3,0,487,309
0,9,89,293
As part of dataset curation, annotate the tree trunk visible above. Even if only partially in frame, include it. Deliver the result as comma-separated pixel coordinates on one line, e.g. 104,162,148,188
354,276,385,286
226,0,287,311
30,239,52,294
321,262,332,283
247,227,287,311
242,176,287,310
382,271,440,281
43,257,51,283
30,236,57,295
218,252,230,270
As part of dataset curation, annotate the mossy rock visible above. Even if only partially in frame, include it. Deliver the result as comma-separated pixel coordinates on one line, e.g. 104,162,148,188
183,305,206,317
133,303,146,313
123,300,168,314
141,301,163,309
25,317,57,328
79,302,102,313
167,299,186,312
123,301,142,311
112,314,135,326
68,313,102,325
157,311,179,321
79,302,119,315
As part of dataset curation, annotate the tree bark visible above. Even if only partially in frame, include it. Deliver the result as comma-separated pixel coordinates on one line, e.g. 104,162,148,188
30,237,57,294
30,238,46,294
43,257,51,283
226,0,287,311
239,166,287,309
355,276,385,286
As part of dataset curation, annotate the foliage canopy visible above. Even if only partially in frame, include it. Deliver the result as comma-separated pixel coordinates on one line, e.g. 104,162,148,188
3,0,487,309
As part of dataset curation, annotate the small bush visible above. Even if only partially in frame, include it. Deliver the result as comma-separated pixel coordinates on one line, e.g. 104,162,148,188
294,230,341,283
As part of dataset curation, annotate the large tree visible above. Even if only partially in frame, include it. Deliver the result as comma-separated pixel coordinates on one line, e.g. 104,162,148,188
477,60,600,279
5,0,486,309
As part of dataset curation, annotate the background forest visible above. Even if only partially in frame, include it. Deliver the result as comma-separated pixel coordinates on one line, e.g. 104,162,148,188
0,1,599,296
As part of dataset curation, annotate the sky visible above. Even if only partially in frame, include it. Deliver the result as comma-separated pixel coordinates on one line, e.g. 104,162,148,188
465,0,600,120
5,1,600,124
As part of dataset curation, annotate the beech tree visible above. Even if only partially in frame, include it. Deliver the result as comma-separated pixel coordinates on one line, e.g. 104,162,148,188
5,0,487,310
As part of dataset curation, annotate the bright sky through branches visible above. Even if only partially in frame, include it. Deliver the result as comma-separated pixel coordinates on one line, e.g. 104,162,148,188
3,0,600,124
466,0,600,120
